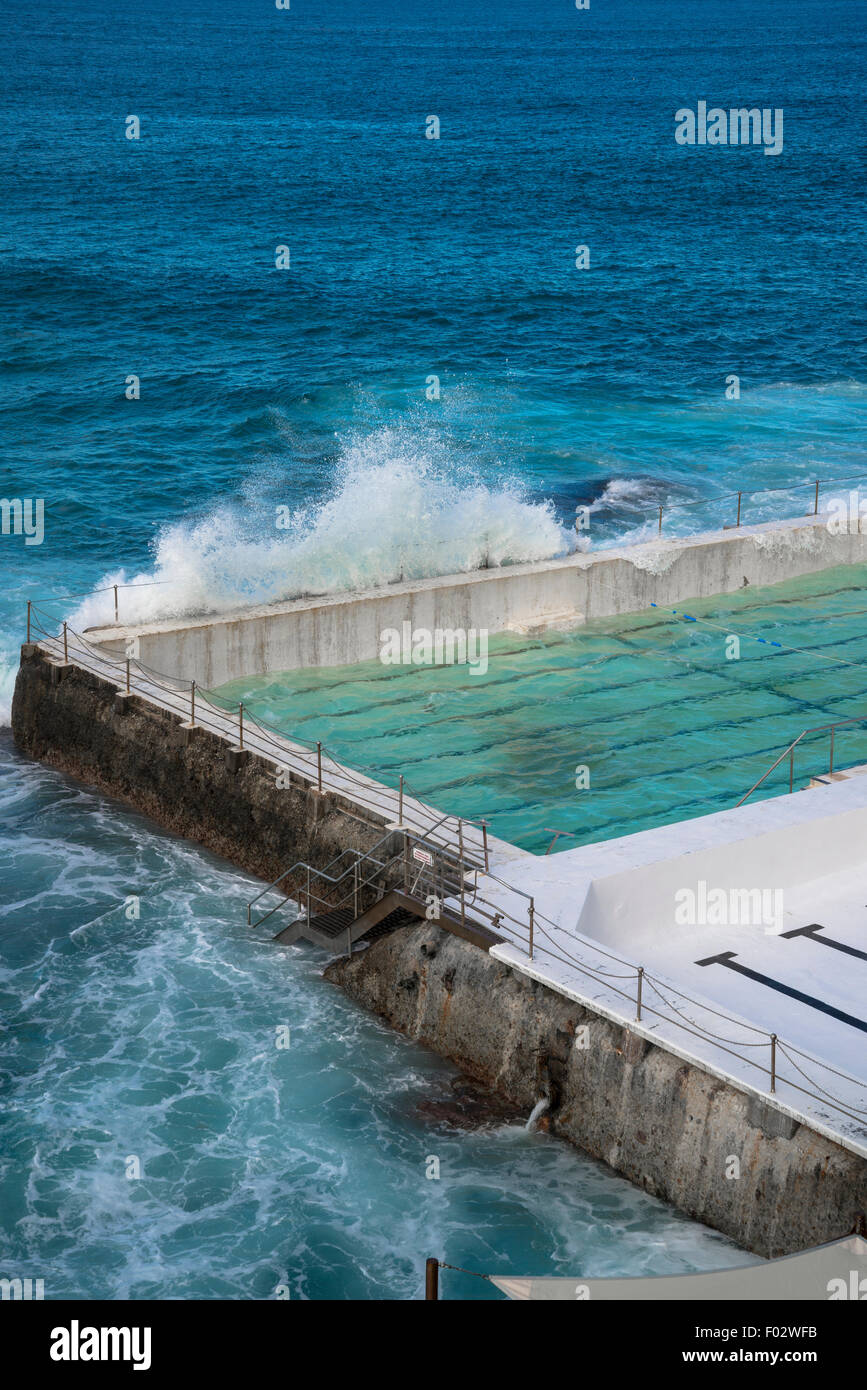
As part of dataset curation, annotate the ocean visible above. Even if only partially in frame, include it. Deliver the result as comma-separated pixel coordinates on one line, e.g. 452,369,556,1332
0,0,863,1297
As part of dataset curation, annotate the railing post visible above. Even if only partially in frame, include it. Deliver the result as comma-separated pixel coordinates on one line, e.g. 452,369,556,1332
306,866,311,921
238,702,244,750
458,818,464,864
769,1033,777,1093
114,584,119,624
789,748,794,793
636,966,644,1021
481,818,489,874
735,492,742,528
528,898,535,960
191,679,196,725
425,1258,439,1301
126,658,130,693
403,832,410,891
317,741,323,792
814,480,819,516
658,505,663,534
26,600,31,643
460,859,466,929
399,774,404,824
353,860,359,918
63,622,68,663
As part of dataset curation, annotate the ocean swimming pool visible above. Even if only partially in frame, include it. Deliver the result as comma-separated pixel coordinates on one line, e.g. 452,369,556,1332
213,565,867,855
2,0,864,1307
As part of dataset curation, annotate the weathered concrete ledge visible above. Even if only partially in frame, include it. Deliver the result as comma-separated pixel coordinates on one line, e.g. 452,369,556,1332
326,922,867,1260
85,514,867,687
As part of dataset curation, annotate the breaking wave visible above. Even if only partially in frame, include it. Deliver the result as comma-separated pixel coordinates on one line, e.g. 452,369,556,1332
70,429,574,629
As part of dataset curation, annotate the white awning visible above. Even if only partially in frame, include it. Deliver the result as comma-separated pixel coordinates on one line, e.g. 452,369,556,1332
490,1234,867,1300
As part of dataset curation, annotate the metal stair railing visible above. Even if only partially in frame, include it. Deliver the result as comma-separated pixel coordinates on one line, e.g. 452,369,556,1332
246,811,468,931
737,712,867,807
247,830,394,927
247,817,537,950
247,833,400,930
401,829,537,953
299,851,405,927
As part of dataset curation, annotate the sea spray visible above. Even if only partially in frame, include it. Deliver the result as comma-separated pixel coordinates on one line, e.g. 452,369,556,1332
69,430,573,631
0,648,17,727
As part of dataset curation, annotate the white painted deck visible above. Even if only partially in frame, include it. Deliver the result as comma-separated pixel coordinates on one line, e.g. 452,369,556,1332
483,777,867,1157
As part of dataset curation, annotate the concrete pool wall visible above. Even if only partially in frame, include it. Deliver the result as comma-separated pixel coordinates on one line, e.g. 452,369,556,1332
84,514,867,688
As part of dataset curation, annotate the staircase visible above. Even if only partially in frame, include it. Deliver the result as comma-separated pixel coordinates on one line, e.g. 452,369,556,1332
248,823,513,957
273,895,422,951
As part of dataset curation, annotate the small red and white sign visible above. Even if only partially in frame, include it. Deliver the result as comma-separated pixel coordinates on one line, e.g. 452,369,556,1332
412,847,433,866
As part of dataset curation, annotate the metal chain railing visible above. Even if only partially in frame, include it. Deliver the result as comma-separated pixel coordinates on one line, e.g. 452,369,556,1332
247,820,867,1134
647,471,867,537
26,601,489,865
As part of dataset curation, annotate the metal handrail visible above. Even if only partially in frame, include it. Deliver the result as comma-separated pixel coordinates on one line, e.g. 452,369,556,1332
249,821,508,941
248,816,480,932
303,852,406,921
247,809,463,913
648,472,867,537
27,603,488,862
737,712,867,807
246,832,398,920
248,812,472,930
246,851,390,930
248,844,398,930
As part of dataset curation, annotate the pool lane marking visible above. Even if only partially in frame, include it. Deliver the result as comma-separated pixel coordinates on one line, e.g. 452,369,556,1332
779,923,867,962
649,603,867,672
695,951,867,1034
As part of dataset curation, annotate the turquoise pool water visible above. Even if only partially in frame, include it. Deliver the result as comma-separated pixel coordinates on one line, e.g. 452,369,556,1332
214,565,867,855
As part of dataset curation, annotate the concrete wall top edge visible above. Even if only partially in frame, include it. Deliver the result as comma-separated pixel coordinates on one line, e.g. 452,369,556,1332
83,512,834,645
555,773,867,879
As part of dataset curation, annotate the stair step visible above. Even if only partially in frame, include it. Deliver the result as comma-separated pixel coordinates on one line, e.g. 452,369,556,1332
307,906,355,940
359,907,418,943
270,886,505,956
391,889,505,951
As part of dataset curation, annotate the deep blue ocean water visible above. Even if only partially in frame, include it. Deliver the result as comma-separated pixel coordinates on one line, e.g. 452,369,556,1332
0,0,863,1296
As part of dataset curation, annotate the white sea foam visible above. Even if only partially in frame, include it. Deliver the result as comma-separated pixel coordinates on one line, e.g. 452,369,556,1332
70,431,574,630
0,648,17,726
586,477,669,548
589,477,656,511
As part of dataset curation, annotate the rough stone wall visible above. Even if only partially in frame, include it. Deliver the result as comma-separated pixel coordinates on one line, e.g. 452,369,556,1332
326,921,867,1259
